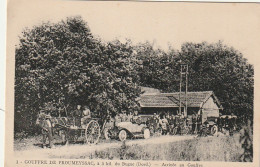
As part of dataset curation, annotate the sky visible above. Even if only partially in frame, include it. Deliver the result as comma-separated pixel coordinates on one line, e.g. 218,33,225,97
7,1,260,65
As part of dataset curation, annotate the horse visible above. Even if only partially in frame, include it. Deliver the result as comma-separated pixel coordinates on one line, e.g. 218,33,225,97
36,112,70,148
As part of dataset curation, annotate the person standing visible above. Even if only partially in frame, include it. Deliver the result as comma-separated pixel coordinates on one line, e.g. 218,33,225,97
229,113,236,136
36,112,55,149
196,114,202,133
175,114,182,135
58,106,67,117
224,115,229,130
127,111,133,122
151,113,158,134
191,114,197,134
217,113,223,133
168,115,175,134
166,112,171,121
73,105,82,127
230,113,236,128
180,112,185,119
159,114,169,135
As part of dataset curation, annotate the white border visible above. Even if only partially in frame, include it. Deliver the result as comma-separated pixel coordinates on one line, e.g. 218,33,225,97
0,0,7,166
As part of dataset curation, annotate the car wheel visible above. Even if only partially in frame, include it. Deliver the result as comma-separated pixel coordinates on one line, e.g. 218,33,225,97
119,130,127,141
143,128,150,139
211,125,218,135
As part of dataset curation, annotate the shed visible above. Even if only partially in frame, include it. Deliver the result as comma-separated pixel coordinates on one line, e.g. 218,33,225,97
139,90,223,122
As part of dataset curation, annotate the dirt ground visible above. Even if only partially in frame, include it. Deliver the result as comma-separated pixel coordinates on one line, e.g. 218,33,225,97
14,135,196,159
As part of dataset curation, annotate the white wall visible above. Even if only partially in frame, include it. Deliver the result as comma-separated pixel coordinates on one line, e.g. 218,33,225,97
201,96,220,122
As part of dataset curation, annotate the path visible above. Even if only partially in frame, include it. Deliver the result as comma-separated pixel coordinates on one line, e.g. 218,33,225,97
14,135,196,159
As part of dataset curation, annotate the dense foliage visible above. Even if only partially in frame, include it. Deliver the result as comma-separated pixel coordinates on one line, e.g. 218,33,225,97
15,17,141,133
15,17,253,135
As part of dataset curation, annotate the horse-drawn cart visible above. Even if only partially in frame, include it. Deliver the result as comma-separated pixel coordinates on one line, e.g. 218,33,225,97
65,118,101,145
37,113,102,146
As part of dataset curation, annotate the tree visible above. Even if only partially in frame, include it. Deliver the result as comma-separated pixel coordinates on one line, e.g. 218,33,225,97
179,42,253,119
15,16,140,134
134,41,179,92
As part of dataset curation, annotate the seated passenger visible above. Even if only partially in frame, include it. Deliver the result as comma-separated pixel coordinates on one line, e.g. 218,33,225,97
132,110,140,124
81,106,91,126
73,105,82,128
120,110,128,122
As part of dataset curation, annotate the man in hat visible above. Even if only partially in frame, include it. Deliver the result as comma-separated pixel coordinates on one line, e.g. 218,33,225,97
196,113,202,133
152,113,159,133
36,112,55,149
217,113,223,133
191,113,197,134
159,113,169,135
229,113,236,136
167,114,175,134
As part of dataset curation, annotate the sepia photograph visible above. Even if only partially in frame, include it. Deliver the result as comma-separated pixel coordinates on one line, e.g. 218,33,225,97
5,0,260,167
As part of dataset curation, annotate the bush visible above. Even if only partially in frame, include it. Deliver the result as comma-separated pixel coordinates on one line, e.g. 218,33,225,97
239,120,253,162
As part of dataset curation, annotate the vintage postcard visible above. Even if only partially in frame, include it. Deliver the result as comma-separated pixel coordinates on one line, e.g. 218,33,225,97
5,0,260,167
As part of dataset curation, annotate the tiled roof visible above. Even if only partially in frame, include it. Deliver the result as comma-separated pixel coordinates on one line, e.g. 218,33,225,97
140,91,221,108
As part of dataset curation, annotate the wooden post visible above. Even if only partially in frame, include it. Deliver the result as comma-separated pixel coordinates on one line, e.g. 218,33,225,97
185,65,188,117
179,65,182,115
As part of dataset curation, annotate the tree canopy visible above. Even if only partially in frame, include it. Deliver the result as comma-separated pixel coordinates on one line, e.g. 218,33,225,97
135,41,253,120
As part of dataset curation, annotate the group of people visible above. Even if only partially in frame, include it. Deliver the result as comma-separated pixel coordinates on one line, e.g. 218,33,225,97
37,105,237,148
72,105,91,128
112,110,237,136
147,112,203,135
108,110,142,126
191,113,203,134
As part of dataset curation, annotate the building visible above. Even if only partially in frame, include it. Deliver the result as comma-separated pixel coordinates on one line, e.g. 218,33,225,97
139,87,223,122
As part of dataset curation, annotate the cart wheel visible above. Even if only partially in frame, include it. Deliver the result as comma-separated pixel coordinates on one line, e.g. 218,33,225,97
211,125,218,135
85,120,100,145
144,128,150,139
119,130,127,141
104,128,111,140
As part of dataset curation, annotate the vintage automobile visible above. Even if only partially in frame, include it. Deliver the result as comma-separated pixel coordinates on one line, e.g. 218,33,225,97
219,114,237,136
206,116,218,135
103,119,150,141
198,120,217,137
